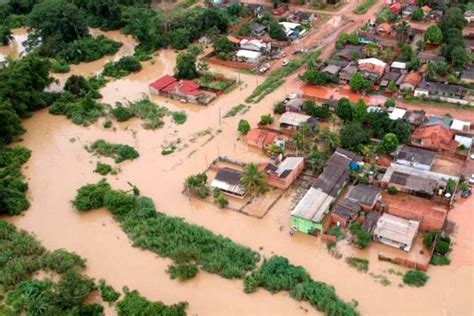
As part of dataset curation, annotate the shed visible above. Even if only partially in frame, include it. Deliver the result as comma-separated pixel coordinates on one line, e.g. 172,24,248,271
236,50,262,64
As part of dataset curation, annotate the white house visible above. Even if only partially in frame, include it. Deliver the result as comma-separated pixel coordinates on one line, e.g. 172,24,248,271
389,107,407,121
236,50,262,64
239,39,271,53
450,119,470,132
358,58,387,68
279,22,301,37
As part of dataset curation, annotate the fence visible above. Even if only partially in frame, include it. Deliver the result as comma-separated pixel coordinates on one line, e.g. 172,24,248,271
378,253,429,272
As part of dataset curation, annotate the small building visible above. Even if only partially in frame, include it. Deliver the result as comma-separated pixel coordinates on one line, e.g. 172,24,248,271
388,3,402,15
291,187,333,234
455,135,473,149
264,156,304,189
289,11,314,24
322,64,341,78
149,75,215,105
376,22,393,34
403,110,426,130
421,5,432,16
331,198,360,227
414,80,465,104
279,112,316,130
240,38,271,52
450,119,471,133
418,52,445,64
380,71,402,89
339,62,358,84
251,23,266,37
358,32,379,45
246,128,277,149
358,58,387,80
373,213,420,252
400,72,422,92
346,184,382,211
285,97,305,112
390,61,407,73
460,70,474,85
335,45,365,61
362,211,381,233
428,9,443,21
211,167,246,198
236,49,262,64
394,145,436,171
411,124,459,154
279,22,302,40
402,6,417,18
389,107,407,121
424,116,452,129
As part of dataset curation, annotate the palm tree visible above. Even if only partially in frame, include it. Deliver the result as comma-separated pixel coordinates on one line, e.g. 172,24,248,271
240,163,268,196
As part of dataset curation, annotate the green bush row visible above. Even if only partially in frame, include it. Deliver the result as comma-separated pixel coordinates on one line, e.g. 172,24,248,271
88,140,139,163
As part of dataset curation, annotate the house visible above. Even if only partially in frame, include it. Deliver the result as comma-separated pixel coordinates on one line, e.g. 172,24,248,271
211,167,246,198
279,112,316,130
421,5,432,16
335,45,365,61
455,135,473,149
264,156,304,189
414,80,465,104
400,72,422,91
424,116,452,129
389,107,407,121
339,62,358,84
390,61,407,73
331,198,360,227
394,145,436,171
402,6,417,18
346,184,382,211
290,11,314,24
358,58,387,80
246,128,277,149
450,119,471,133
236,49,262,64
465,10,474,23
381,163,459,198
362,211,381,233
279,22,302,40
251,23,266,37
379,71,401,89
376,22,393,34
373,213,420,252
240,39,271,53
322,64,341,79
291,148,361,234
403,110,426,130
460,70,474,84
411,124,459,154
428,10,443,21
285,97,305,112
326,58,350,68
418,51,445,64
149,75,215,105
358,32,379,45
388,3,402,15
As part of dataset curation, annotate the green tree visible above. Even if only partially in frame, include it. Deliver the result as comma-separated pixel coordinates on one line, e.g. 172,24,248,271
335,98,353,121
184,173,209,198
378,133,399,153
300,70,328,85
451,46,468,69
268,20,287,41
213,37,234,55
387,81,397,94
423,25,443,44
352,99,367,122
240,163,268,196
318,128,339,151
170,28,191,50
412,8,424,21
439,7,467,36
340,122,369,151
259,114,273,125
306,150,327,173
403,270,429,287
399,44,414,62
349,73,370,93
384,99,396,108
389,119,411,144
0,102,24,145
238,119,250,134
174,52,197,79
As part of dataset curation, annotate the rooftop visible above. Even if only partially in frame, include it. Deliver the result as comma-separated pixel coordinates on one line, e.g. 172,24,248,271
450,119,470,132
211,167,246,196
395,145,436,166
291,187,334,222
374,213,420,250
417,80,464,96
412,124,458,152
346,184,382,206
269,156,304,178
246,128,276,146
389,107,407,120
236,49,261,59
402,72,422,87
279,111,312,127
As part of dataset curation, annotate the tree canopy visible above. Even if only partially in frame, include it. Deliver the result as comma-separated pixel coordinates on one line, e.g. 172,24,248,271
174,52,198,80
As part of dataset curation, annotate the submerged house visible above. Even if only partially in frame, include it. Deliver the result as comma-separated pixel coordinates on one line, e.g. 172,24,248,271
373,213,420,252
246,128,277,149
211,167,247,198
264,156,304,189
279,112,316,130
149,75,216,105
291,148,362,235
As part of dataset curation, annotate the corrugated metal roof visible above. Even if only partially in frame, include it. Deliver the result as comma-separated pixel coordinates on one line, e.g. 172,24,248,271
291,187,333,223
373,213,419,249
278,112,311,127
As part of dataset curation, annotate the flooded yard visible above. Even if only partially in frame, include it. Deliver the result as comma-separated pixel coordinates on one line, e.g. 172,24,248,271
2,27,473,316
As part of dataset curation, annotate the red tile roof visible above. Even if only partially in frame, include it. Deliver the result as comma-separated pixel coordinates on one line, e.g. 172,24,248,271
160,79,202,97
402,72,422,87
359,63,385,76
377,22,393,33
411,125,458,152
246,128,277,147
389,3,402,14
149,75,176,90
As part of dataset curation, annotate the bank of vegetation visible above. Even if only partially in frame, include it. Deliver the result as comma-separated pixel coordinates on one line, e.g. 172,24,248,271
0,220,188,315
72,181,359,315
246,51,320,103
87,140,139,163
110,98,169,129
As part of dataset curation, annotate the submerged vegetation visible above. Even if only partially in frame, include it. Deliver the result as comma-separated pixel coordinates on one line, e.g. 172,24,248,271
403,270,429,287
88,140,139,163
111,98,169,130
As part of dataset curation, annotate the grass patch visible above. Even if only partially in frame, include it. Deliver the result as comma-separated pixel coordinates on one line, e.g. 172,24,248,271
88,140,139,163
171,111,187,124
246,51,320,103
353,0,376,14
0,147,31,215
224,104,249,118
345,257,369,273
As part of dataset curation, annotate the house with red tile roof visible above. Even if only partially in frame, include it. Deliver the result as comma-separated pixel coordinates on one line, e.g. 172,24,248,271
411,124,459,154
400,72,422,91
149,75,216,105
246,128,277,149
376,22,393,34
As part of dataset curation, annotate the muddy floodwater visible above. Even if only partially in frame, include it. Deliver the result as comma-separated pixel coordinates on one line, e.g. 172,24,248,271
3,29,473,316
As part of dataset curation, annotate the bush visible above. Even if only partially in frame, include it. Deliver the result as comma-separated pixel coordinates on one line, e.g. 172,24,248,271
89,140,139,163
435,240,450,255
167,263,199,281
117,288,187,316
430,255,450,266
387,186,398,194
259,114,274,125
94,162,113,175
345,257,369,273
103,56,142,78
172,111,187,124
238,119,251,134
40,249,86,274
50,59,70,73
403,270,429,287
184,173,210,198
423,232,438,249
99,279,120,303
273,102,285,114
72,179,111,212
111,106,134,122
49,94,106,126
59,36,122,64
213,188,229,208
349,222,372,249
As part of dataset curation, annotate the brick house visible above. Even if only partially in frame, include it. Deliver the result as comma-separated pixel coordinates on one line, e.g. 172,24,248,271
411,124,459,155
246,128,277,149
264,156,304,189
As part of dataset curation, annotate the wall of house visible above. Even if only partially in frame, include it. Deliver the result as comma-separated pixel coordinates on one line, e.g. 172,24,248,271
267,162,304,189
291,216,321,234
330,213,350,228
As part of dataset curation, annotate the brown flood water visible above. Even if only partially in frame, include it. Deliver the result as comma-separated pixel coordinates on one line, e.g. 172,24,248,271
3,30,474,315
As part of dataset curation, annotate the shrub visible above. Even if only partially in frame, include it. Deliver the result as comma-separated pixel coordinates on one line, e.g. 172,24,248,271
117,288,187,316
72,179,111,212
238,119,251,134
172,111,187,124
103,56,142,78
273,102,285,114
403,270,429,287
167,263,199,281
111,106,134,122
49,95,106,126
184,173,210,198
89,140,139,163
349,222,371,249
95,162,113,175
213,188,229,208
40,249,86,274
59,36,122,64
99,279,120,303
423,232,438,249
387,186,398,194
259,114,273,125
345,257,369,273
103,190,136,217
435,240,450,255
430,255,450,266
50,59,70,73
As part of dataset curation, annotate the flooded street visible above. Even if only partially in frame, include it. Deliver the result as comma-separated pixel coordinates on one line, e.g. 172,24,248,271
3,28,473,316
